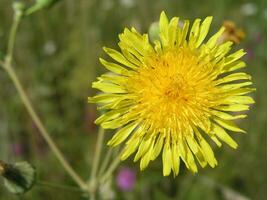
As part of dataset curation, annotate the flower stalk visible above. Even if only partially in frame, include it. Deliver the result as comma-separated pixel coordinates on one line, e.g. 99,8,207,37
89,128,105,199
0,5,87,191
99,150,122,184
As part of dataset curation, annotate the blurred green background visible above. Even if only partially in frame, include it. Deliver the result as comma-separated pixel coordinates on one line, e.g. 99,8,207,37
0,0,266,199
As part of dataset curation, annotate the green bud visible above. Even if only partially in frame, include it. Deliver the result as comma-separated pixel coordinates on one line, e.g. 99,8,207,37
12,1,26,17
148,22,160,42
0,161,36,194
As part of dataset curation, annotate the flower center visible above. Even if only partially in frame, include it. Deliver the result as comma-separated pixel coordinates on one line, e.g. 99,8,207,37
163,74,193,102
127,48,216,132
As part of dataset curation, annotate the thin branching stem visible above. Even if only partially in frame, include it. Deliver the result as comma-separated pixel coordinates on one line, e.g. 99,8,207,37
98,148,113,176
2,64,87,190
89,128,105,199
38,181,83,193
6,10,22,65
99,149,122,184
1,9,88,191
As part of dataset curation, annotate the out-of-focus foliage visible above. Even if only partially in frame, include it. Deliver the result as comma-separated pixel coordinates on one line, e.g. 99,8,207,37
0,0,266,199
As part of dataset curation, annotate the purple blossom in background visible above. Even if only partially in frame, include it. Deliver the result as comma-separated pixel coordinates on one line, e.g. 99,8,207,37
116,167,136,191
246,48,254,60
11,143,24,156
253,32,262,44
245,32,262,61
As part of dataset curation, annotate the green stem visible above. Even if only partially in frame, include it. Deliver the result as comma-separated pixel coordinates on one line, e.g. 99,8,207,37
3,65,87,190
6,11,22,65
38,181,83,193
98,148,113,176
89,128,105,199
1,10,87,190
90,128,105,180
99,150,122,184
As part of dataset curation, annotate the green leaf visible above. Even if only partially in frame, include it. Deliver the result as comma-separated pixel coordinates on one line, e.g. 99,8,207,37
0,51,5,61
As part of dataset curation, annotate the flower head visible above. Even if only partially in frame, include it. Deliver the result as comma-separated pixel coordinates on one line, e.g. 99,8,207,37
89,12,255,176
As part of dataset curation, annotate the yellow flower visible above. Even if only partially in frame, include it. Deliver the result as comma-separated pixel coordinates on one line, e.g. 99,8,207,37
89,12,255,176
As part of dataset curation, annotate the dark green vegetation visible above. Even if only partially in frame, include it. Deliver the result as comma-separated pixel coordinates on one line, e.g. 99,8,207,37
0,0,266,199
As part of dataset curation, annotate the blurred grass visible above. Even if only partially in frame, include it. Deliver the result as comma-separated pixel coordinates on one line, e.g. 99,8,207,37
0,0,266,199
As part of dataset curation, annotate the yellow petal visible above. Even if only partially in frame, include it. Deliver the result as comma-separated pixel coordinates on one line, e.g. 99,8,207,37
103,47,137,69
95,108,128,124
178,139,198,172
154,40,162,53
107,122,138,146
215,72,251,85
98,98,133,110
120,48,142,66
185,144,198,173
119,28,154,57
224,95,255,105
219,82,252,90
99,74,127,85
186,136,198,154
211,124,238,149
178,20,190,45
140,141,154,170
171,143,180,176
222,61,246,73
196,16,213,47
202,128,222,147
101,115,135,129
151,135,164,161
88,93,123,104
162,144,172,176
134,137,152,162
121,137,141,160
186,135,207,168
189,18,201,48
99,58,130,75
224,49,246,66
215,41,233,58
206,27,225,49
210,135,222,147
92,81,127,93
228,88,255,96
213,118,246,133
211,110,247,120
199,137,217,167
177,140,188,168
159,11,169,48
195,147,207,168
214,104,249,112
168,17,179,47
119,40,143,61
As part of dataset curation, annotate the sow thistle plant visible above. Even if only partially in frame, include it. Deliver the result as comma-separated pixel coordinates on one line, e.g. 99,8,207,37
89,12,254,176
0,0,254,198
